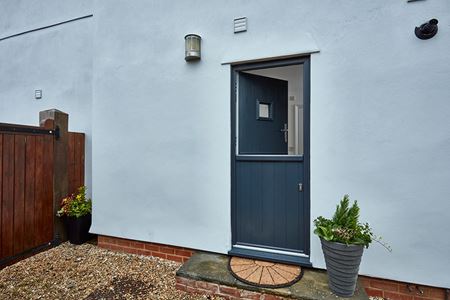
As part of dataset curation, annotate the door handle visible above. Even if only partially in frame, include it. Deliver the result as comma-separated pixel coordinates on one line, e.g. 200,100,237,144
298,183,303,192
280,123,288,143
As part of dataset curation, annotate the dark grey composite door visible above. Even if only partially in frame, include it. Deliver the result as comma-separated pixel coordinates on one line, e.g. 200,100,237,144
231,69,309,265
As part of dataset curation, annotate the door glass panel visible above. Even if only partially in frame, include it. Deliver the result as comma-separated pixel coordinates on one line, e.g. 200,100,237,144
258,103,270,119
237,65,304,155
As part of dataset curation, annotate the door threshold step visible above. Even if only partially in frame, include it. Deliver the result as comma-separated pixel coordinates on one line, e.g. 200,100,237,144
229,246,312,267
176,252,368,300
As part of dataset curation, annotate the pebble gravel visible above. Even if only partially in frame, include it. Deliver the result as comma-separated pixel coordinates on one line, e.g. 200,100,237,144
0,242,224,300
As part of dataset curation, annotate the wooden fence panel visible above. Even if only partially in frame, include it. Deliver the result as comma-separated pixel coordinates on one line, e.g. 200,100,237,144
68,132,85,195
13,135,26,254
0,134,2,258
2,134,14,259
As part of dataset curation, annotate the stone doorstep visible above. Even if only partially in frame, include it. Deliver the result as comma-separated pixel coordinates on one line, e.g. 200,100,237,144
176,252,368,300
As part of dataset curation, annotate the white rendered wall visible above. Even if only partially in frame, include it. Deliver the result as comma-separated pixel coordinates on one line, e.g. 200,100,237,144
90,0,450,288
0,2,93,194
0,1,91,37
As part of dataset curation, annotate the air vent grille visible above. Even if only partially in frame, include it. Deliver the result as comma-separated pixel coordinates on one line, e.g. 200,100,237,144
234,17,247,33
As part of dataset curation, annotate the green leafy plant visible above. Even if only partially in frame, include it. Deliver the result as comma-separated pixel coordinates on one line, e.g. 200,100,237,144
314,195,391,251
57,186,92,218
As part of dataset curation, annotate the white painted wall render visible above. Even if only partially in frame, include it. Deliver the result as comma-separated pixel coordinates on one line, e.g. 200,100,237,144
1,0,449,289
91,0,450,288
0,0,92,38
0,1,94,194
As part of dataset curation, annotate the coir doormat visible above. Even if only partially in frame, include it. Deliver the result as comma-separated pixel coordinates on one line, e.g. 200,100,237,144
228,257,303,288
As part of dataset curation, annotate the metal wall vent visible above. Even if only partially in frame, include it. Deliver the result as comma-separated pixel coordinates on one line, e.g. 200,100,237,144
234,17,247,33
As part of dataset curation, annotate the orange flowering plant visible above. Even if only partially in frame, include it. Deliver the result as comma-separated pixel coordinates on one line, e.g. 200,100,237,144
57,186,92,218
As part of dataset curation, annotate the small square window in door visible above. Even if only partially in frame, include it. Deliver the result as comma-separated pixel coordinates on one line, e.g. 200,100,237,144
257,101,273,121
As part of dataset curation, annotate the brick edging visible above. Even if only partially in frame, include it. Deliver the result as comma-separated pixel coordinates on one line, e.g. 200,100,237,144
97,235,194,263
176,276,287,300
360,276,447,300
176,275,448,300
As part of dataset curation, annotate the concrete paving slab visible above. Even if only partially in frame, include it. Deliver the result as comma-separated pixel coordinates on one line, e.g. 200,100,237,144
176,252,368,300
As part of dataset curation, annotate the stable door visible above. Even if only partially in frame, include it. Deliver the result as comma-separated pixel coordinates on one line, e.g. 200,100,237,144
230,59,310,266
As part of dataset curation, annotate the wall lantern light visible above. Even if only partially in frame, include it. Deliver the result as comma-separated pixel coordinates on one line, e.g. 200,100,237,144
415,19,438,40
185,34,201,61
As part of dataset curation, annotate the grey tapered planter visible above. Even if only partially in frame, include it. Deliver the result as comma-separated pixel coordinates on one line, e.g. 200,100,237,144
320,238,364,297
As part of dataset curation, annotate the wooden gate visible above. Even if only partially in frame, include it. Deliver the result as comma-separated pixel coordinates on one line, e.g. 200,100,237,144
0,124,55,262
0,110,85,266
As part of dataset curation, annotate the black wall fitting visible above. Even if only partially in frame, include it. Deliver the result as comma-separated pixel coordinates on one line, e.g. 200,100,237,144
415,19,438,40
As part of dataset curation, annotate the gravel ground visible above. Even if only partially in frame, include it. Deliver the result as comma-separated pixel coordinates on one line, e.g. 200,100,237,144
0,242,223,300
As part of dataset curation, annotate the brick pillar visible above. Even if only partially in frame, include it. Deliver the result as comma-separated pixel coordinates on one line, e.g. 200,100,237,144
39,109,69,242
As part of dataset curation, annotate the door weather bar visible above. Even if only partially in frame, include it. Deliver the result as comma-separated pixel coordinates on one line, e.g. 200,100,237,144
234,244,310,258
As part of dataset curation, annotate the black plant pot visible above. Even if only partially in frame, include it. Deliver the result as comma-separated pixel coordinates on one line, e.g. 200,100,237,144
65,214,92,245
320,238,364,297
